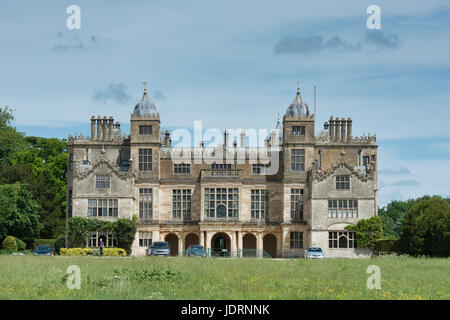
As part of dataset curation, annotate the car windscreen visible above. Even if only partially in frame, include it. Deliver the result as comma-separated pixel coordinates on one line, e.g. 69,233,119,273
37,245,50,250
308,248,323,252
153,242,168,248
189,246,205,252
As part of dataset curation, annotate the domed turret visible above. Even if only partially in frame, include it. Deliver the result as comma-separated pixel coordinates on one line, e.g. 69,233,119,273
286,81,310,116
133,83,158,116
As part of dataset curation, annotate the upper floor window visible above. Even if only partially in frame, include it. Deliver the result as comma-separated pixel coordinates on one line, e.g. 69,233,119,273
291,149,305,172
292,126,305,136
173,189,191,220
88,199,118,217
139,125,152,134
69,154,73,171
211,163,232,170
96,175,110,189
251,189,269,219
290,189,304,220
139,189,153,219
329,231,356,249
363,156,370,168
204,188,238,219
139,149,152,171
174,163,191,174
252,164,269,175
336,176,350,190
328,200,358,218
290,232,303,249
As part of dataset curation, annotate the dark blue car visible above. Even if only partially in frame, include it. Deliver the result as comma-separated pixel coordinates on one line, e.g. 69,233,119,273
34,245,52,256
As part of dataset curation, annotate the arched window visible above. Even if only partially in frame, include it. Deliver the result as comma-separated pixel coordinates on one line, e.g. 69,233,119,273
216,204,226,218
338,235,348,248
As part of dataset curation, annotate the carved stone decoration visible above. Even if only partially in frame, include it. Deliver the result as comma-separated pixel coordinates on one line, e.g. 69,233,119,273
312,161,375,182
73,153,135,181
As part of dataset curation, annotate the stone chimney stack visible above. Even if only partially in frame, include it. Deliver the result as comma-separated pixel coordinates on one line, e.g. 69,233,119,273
115,121,120,130
164,130,171,147
329,116,334,141
240,130,245,148
102,116,108,141
324,121,329,131
96,115,102,141
224,130,229,148
91,116,96,141
341,118,346,143
335,117,340,142
347,117,352,142
264,137,269,148
108,117,114,141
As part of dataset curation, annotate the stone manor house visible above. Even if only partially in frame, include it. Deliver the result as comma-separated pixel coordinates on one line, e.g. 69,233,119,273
67,83,378,258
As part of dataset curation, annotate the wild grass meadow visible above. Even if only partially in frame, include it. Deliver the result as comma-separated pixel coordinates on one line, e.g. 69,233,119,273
0,255,449,300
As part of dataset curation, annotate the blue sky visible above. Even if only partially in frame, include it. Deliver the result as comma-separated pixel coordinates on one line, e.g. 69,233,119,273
0,0,449,206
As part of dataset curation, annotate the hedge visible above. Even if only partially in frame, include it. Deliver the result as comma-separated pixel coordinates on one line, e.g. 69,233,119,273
14,237,27,251
60,248,93,256
103,248,127,257
375,239,401,253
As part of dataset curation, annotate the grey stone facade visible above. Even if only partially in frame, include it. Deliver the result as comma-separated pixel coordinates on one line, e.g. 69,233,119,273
67,85,378,258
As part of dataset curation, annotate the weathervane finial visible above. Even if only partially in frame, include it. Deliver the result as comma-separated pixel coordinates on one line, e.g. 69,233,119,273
142,81,148,94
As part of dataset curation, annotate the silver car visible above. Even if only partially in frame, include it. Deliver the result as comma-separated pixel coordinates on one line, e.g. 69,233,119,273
147,241,170,256
305,247,325,259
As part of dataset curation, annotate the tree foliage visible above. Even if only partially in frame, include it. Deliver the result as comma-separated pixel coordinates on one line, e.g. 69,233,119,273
345,215,383,250
0,183,41,245
399,196,450,257
0,106,26,174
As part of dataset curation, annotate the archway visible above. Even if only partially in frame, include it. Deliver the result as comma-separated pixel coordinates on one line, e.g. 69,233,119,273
185,233,199,250
211,232,231,256
263,234,277,258
98,234,107,247
339,235,348,248
165,233,179,256
242,233,257,257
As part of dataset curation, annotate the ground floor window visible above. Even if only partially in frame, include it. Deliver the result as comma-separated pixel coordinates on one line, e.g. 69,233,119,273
290,232,303,249
88,231,116,247
329,231,356,248
139,231,152,247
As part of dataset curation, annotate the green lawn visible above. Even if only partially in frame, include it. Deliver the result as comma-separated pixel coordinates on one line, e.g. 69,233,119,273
0,255,449,300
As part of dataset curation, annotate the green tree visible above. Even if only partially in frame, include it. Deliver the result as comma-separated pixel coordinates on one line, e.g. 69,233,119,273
0,183,41,246
113,216,137,255
400,196,450,257
0,106,26,173
345,215,383,250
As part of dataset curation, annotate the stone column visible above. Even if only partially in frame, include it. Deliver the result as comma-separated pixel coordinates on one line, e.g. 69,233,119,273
329,116,334,141
178,233,184,256
257,232,263,258
108,117,114,141
102,116,108,141
91,116,96,140
341,118,346,143
200,231,205,248
347,117,352,142
205,231,212,256
240,130,245,148
231,231,237,257
237,231,243,257
282,228,289,258
96,116,102,141
277,233,283,259
335,117,340,142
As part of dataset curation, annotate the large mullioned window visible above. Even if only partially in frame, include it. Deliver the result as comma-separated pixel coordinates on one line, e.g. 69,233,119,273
88,199,118,217
173,189,191,220
204,188,239,219
290,189,304,220
290,232,303,249
251,189,269,219
329,231,356,249
139,189,153,219
328,200,358,218
174,163,190,174
291,149,305,172
139,149,152,172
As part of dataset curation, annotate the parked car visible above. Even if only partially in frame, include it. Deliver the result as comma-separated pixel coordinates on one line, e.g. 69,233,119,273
304,247,325,259
147,241,170,256
186,245,207,257
34,245,52,256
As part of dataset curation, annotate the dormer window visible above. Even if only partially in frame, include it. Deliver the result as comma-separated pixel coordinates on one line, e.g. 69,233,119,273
96,175,110,189
292,126,305,135
336,176,350,190
139,125,152,134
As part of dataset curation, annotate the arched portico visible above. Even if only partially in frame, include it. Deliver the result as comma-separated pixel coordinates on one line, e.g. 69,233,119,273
242,233,257,257
185,233,199,250
211,232,231,256
263,234,277,258
164,233,179,256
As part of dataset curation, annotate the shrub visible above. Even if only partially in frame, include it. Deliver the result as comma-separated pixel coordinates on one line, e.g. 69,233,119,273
54,236,65,255
345,216,383,250
60,248,93,256
2,235,18,251
103,248,127,257
113,216,137,255
14,237,27,251
375,239,401,253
